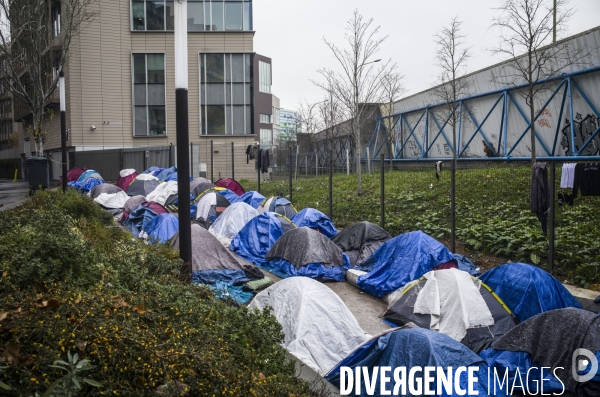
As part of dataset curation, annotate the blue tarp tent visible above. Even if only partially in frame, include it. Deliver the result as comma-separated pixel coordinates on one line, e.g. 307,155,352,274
76,169,100,182
217,188,240,204
123,202,168,236
156,166,177,181
68,171,104,192
326,328,507,397
453,254,480,276
80,177,104,193
229,212,295,266
239,191,266,209
144,213,179,244
355,231,456,298
291,208,338,238
478,263,582,322
141,166,162,175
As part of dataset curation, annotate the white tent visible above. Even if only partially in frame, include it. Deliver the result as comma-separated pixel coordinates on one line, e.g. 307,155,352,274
248,277,370,375
209,202,258,247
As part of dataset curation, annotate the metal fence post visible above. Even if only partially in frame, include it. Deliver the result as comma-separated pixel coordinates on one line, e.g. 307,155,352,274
329,146,333,220
367,147,371,174
316,152,319,177
210,140,214,182
289,146,293,202
451,160,456,253
346,149,350,175
380,154,385,228
295,145,299,181
305,156,308,177
257,154,261,193
549,163,555,274
190,143,193,176
231,142,235,180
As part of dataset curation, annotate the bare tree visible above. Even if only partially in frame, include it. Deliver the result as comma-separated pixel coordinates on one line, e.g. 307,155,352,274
379,67,406,169
315,10,392,195
0,0,97,156
296,100,322,137
491,0,576,164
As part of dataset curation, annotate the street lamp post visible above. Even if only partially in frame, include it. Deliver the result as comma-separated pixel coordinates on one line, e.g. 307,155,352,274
175,0,192,274
59,71,67,192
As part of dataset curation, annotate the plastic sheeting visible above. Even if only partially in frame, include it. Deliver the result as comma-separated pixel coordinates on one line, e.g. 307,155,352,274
143,213,179,244
76,170,100,183
239,191,266,209
453,254,481,276
209,202,258,247
89,184,123,200
120,169,136,178
94,191,130,209
123,202,168,236
332,221,390,252
156,166,177,182
479,263,582,322
230,212,290,266
248,277,370,376
142,166,162,175
355,231,456,298
122,195,147,222
171,223,249,285
146,181,179,206
215,178,245,196
79,177,104,193
291,208,338,238
217,188,240,204
326,328,506,397
127,178,160,197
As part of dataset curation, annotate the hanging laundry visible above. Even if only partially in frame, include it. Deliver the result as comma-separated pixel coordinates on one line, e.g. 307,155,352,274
573,163,600,198
260,149,270,174
530,163,548,234
560,163,576,189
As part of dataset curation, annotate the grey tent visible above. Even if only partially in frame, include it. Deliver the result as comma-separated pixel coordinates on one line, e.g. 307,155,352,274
89,183,123,200
190,177,211,193
264,227,348,281
127,178,160,197
382,272,517,353
331,221,391,267
192,182,216,200
171,223,260,285
122,195,147,222
194,190,231,228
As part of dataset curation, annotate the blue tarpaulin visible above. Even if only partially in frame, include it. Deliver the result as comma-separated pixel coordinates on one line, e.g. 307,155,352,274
124,205,159,236
206,281,254,305
80,178,104,193
239,191,266,209
156,166,177,181
326,328,506,397
142,166,162,175
263,256,349,281
144,213,179,244
217,188,240,204
480,348,600,393
479,263,582,322
193,269,250,286
76,170,100,182
355,231,456,298
453,254,480,276
292,208,338,238
229,212,285,266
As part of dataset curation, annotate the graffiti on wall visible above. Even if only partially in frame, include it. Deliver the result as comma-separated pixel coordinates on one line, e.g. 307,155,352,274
561,113,600,156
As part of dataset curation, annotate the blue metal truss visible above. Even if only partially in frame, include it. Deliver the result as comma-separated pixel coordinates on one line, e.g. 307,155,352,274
367,65,600,162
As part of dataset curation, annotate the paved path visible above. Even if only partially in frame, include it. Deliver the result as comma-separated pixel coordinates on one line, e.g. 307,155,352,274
0,179,29,212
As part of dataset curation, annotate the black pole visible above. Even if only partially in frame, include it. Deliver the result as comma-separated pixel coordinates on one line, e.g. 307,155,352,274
59,71,67,192
176,88,192,271
231,142,235,180
189,142,193,176
289,146,293,202
168,143,172,167
257,150,261,193
549,163,555,274
329,143,333,220
451,160,456,253
380,154,385,228
210,140,214,182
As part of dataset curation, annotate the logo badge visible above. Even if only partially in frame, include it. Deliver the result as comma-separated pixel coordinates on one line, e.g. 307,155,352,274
572,348,598,383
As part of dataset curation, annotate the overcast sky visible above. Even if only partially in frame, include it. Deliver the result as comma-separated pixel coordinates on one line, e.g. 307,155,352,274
253,0,600,111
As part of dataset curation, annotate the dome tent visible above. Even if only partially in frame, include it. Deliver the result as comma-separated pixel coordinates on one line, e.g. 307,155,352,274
123,202,169,236
193,189,231,228
116,169,137,191
209,202,258,247
155,166,177,182
89,183,123,200
229,212,296,266
215,178,245,196
191,181,215,199
127,174,160,197
143,213,179,244
355,231,457,298
121,195,147,222
264,227,350,281
331,221,391,268
478,262,582,322
239,191,266,209
326,327,507,397
248,277,370,376
382,268,517,353
259,196,297,218
291,208,338,239
216,188,240,205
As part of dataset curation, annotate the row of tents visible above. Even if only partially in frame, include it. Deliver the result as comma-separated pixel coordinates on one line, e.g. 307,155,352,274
73,166,599,396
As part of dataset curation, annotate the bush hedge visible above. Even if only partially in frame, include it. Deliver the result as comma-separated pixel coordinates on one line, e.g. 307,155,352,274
0,190,309,396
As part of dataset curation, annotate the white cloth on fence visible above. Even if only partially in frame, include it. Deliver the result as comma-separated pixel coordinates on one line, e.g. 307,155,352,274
94,191,130,209
413,268,494,342
560,163,576,189
119,168,136,178
145,181,178,206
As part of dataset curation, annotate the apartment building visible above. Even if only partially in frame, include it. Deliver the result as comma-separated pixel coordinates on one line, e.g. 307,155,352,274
9,0,277,181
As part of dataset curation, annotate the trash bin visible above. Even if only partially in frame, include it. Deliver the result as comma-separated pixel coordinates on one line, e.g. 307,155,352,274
25,157,50,190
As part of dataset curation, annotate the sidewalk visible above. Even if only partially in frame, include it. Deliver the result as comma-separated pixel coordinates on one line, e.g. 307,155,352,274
0,179,29,212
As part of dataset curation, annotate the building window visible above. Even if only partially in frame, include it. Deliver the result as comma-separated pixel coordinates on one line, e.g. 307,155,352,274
260,129,272,148
132,0,252,32
200,53,252,135
259,61,271,94
52,1,61,37
260,114,272,124
132,53,166,137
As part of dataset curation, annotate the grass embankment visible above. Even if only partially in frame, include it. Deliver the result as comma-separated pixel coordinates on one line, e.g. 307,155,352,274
0,190,310,396
242,165,600,286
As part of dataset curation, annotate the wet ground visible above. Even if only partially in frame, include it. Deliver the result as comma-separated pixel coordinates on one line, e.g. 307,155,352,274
0,179,30,212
